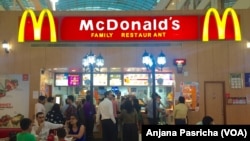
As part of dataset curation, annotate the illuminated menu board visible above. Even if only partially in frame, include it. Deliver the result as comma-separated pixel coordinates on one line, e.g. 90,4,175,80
109,74,122,86
155,73,174,86
124,73,149,86
82,73,108,86
55,73,81,86
68,74,81,86
55,73,68,86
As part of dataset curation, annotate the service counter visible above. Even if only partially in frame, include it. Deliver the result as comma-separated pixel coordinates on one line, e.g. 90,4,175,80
141,110,174,125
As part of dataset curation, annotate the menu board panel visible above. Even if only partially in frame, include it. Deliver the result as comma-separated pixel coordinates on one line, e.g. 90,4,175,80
109,74,122,86
68,74,81,86
55,73,68,86
82,73,108,86
55,73,81,87
155,73,174,86
124,73,149,86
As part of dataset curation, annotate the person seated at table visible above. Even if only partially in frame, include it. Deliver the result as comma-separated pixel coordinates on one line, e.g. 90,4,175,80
196,115,214,125
32,112,64,140
65,114,86,141
17,118,36,141
57,128,67,141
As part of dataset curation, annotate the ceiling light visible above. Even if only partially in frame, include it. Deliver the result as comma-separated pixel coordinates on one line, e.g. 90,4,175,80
247,42,250,48
50,0,59,2
2,40,10,54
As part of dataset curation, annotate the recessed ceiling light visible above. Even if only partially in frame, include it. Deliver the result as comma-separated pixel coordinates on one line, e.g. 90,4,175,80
50,0,59,2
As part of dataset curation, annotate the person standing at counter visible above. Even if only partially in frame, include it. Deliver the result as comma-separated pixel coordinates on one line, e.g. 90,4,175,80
146,94,163,125
116,91,122,113
65,95,77,121
83,94,96,141
173,96,188,125
35,96,46,117
112,94,119,141
46,103,64,124
96,90,116,141
44,96,54,115
120,100,138,141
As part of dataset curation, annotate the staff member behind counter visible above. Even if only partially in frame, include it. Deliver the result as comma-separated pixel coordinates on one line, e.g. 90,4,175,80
173,96,188,125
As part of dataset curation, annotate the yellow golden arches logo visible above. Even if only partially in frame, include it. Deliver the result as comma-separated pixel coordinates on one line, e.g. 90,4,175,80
202,7,241,42
18,9,57,42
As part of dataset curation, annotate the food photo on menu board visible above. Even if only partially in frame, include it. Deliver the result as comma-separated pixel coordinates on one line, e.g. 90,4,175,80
124,73,149,86
68,74,81,86
82,74,107,86
55,73,68,86
109,74,122,86
155,73,174,86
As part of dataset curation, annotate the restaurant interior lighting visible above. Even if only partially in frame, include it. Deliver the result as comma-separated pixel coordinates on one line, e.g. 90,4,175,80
82,50,104,104
142,50,167,125
2,40,10,54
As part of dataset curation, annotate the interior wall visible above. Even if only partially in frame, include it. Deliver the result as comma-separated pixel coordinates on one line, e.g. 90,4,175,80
0,9,250,124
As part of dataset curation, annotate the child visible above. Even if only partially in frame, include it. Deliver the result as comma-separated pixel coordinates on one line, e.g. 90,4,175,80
17,118,36,141
57,128,67,141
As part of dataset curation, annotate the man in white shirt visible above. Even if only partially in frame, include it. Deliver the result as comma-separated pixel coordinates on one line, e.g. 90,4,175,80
44,96,54,115
35,96,46,117
32,112,64,141
96,90,116,141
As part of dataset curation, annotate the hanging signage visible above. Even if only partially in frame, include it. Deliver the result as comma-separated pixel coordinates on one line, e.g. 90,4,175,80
154,73,174,86
18,8,241,42
109,74,122,86
82,74,108,86
202,8,241,41
18,9,58,42
60,16,199,41
124,73,149,86
173,59,186,73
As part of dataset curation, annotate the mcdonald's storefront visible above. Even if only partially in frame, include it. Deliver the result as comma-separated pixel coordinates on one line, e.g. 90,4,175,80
0,7,250,126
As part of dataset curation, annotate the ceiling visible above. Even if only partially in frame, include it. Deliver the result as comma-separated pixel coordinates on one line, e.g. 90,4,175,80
0,0,242,12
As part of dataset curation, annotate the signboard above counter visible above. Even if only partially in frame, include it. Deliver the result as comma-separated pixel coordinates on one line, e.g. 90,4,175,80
82,73,108,86
124,73,149,86
155,73,174,86
55,73,81,87
109,74,122,86
53,72,174,87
